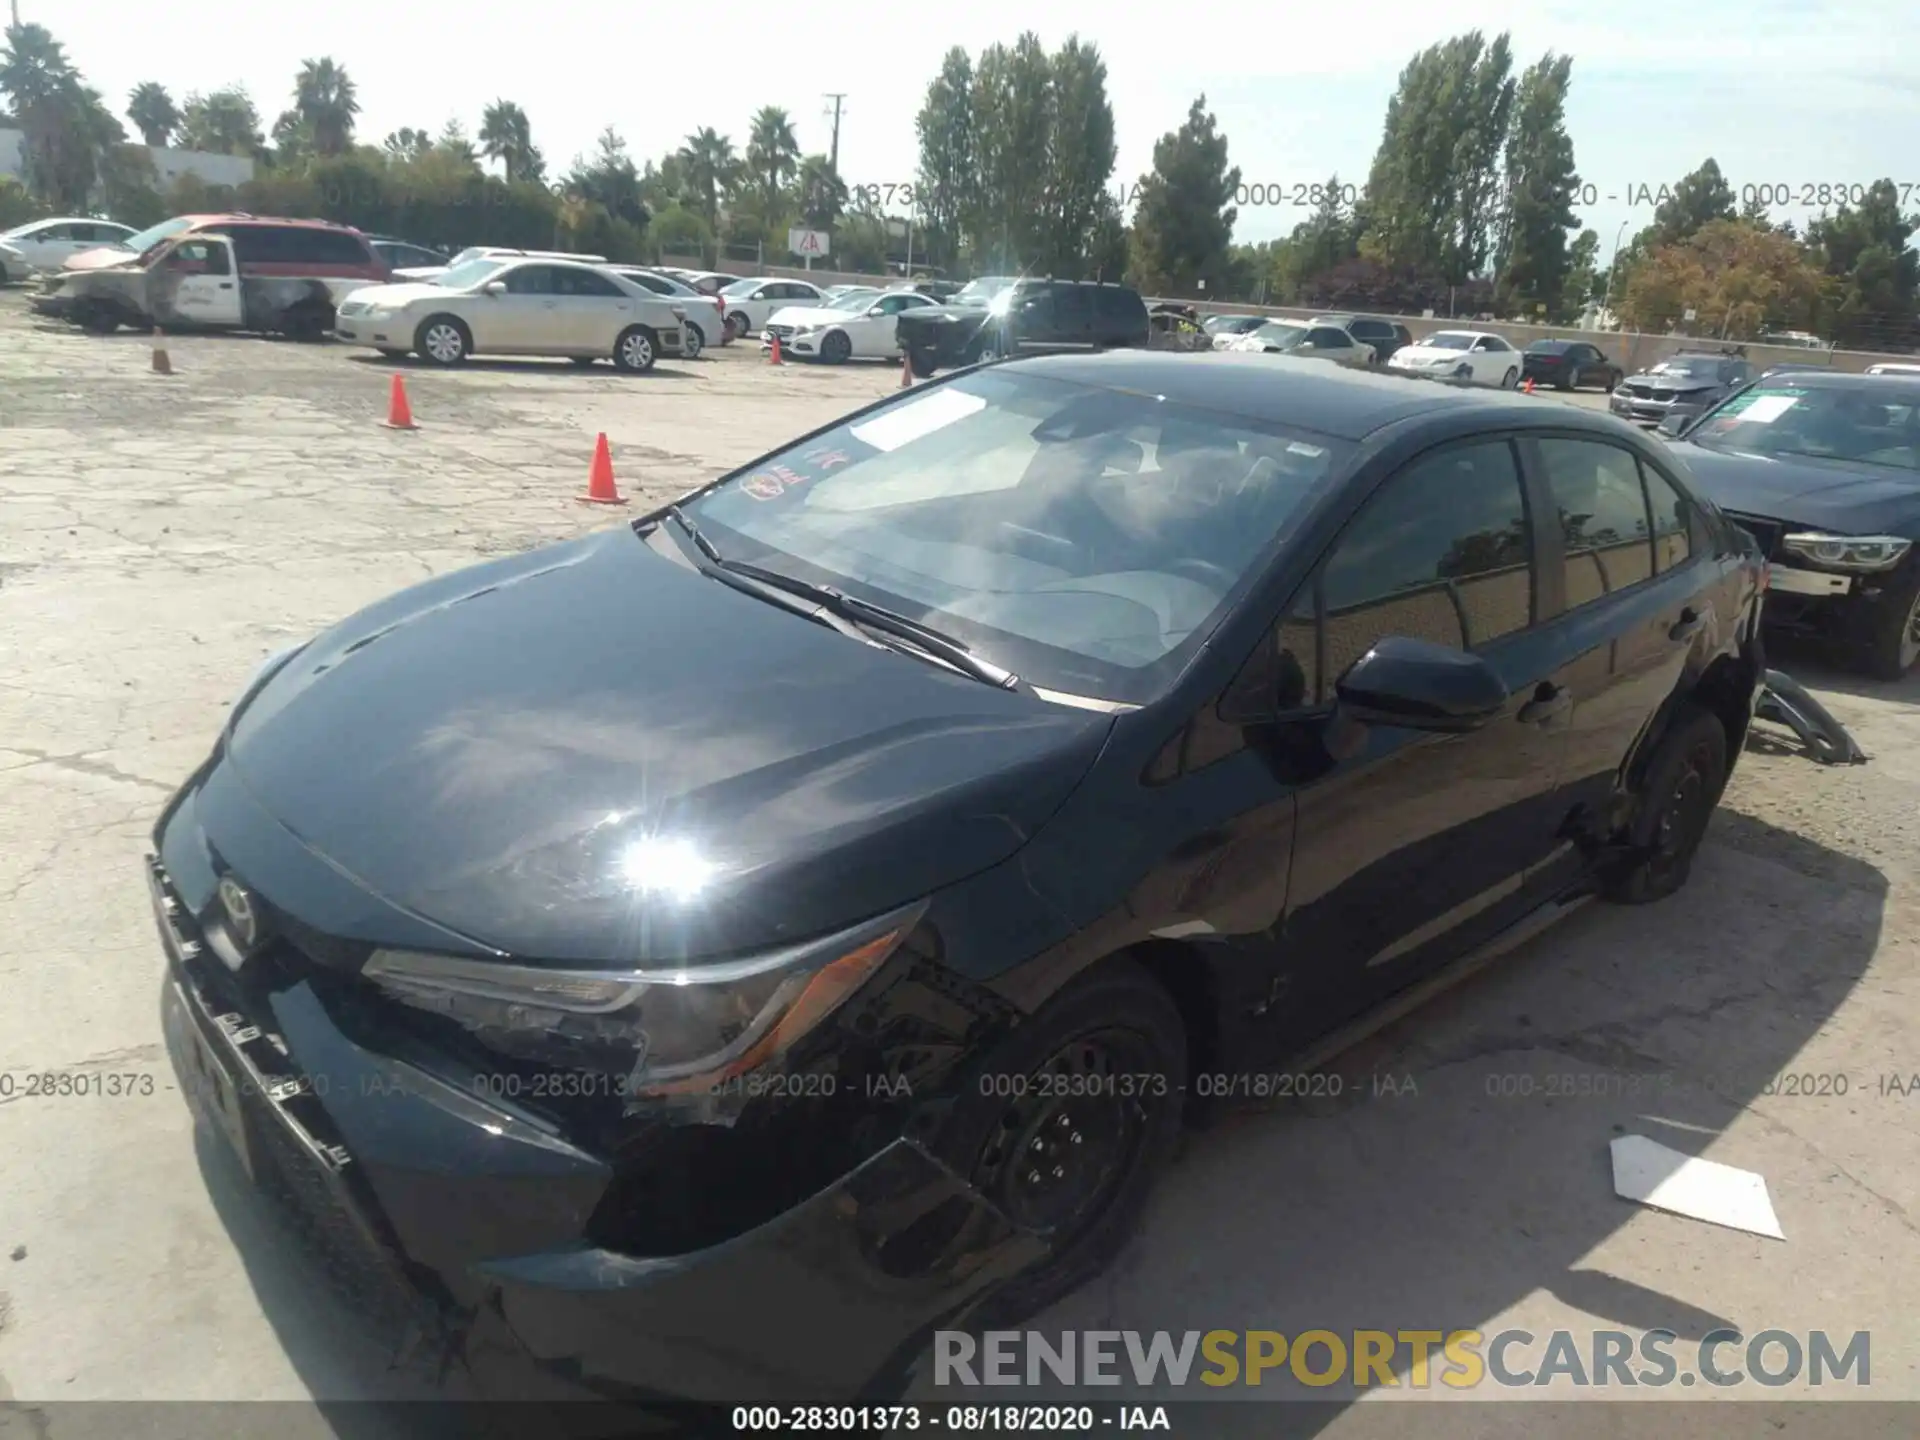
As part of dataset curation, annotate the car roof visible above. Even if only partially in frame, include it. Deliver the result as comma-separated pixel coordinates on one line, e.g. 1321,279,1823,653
1747,369,1920,393
1002,350,1637,442
1527,339,1579,350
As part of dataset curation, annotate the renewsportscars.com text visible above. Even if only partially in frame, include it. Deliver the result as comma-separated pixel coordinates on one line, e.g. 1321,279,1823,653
934,1329,1870,1390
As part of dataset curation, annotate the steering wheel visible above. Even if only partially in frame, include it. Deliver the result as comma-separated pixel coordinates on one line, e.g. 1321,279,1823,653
1169,558,1235,589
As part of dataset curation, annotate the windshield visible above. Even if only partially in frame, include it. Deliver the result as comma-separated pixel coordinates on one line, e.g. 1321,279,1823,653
1526,341,1571,354
120,216,197,258
952,277,1015,306
1688,384,1920,472
678,369,1349,703
1648,358,1718,379
1253,324,1305,346
827,289,882,310
1423,333,1476,351
432,258,508,289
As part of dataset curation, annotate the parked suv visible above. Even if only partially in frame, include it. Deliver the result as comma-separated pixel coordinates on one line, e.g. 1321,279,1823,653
34,214,388,337
1312,313,1414,362
895,277,1150,377
1611,348,1755,428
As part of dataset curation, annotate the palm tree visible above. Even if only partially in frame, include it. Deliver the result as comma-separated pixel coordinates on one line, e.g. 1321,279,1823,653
383,127,433,162
179,87,263,155
1,24,118,206
796,153,847,230
125,80,178,146
745,105,799,218
478,99,542,184
677,127,738,238
293,56,358,155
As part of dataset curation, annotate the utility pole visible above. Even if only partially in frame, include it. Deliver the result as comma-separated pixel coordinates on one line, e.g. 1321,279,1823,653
823,93,846,174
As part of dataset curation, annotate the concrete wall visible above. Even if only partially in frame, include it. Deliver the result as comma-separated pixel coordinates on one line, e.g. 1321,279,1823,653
0,130,253,197
668,253,1915,374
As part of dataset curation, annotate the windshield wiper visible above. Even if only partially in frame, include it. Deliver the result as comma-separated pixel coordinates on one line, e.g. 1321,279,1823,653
657,508,1022,690
655,507,868,641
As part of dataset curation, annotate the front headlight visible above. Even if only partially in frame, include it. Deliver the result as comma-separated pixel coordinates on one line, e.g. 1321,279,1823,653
1781,533,1913,572
362,897,927,1096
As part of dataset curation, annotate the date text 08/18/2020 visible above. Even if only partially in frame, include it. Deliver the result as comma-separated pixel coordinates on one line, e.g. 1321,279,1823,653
851,179,1919,213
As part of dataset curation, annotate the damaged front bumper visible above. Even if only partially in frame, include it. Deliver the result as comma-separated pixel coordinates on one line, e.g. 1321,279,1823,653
151,848,1042,1404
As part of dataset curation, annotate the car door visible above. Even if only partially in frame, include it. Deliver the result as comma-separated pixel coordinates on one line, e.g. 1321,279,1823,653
488,263,560,351
861,293,921,356
12,221,68,269
150,237,244,327
1048,285,1093,348
1523,434,1718,858
1272,436,1571,1044
552,265,634,352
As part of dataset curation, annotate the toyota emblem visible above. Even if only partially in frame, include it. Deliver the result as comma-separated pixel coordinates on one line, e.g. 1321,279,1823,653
218,876,260,953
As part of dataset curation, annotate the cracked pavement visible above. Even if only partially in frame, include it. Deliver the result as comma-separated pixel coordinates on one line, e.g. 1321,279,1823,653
2,294,1916,1427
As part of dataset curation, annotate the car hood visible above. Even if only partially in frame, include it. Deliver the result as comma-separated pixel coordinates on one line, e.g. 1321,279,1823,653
343,281,464,308
1675,442,1920,535
221,529,1112,965
392,265,450,282
1628,371,1720,392
768,305,851,328
61,245,143,273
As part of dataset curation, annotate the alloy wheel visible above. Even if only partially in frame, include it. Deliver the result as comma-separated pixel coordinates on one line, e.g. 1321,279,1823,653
422,323,464,364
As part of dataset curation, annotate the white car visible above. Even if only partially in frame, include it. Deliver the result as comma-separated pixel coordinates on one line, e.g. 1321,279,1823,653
334,256,686,371
609,267,729,352
1865,362,1920,376
0,217,137,278
1386,329,1523,387
392,247,609,283
664,269,746,297
762,290,939,363
717,276,827,342
1216,320,1374,367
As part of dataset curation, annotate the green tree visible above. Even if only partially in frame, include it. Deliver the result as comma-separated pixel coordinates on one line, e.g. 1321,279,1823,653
479,100,543,185
1,24,123,209
795,153,846,230
1041,36,1116,277
970,35,1054,269
293,57,358,156
435,119,479,167
1493,52,1580,319
568,127,647,228
383,127,433,162
1562,227,1601,315
1126,95,1240,296
179,87,264,155
126,81,178,146
1361,30,1516,282
1647,158,1736,247
677,126,737,240
1288,173,1358,287
913,46,976,271
744,106,800,220
1805,179,1920,350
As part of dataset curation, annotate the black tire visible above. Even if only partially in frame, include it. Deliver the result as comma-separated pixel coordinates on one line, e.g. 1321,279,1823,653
1862,565,1920,680
681,322,705,360
569,356,598,367
937,958,1187,1326
819,329,852,364
1603,703,1728,904
725,310,751,342
907,350,936,379
77,303,120,335
415,315,470,366
1554,371,1573,391
612,325,656,373
1501,366,1519,389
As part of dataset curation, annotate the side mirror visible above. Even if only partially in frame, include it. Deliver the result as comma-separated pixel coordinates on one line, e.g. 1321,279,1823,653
483,280,507,296
868,306,886,317
1332,637,1507,733
1657,412,1696,438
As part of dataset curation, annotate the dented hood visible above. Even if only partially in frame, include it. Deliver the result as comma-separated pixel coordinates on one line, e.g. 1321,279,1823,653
222,529,1111,966
62,245,144,273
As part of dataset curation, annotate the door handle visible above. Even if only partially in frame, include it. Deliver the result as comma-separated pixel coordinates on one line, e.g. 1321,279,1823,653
217,282,233,289
1669,608,1704,642
1518,683,1571,725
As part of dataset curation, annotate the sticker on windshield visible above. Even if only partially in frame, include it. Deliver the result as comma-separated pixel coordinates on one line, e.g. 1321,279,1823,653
1286,441,1327,458
1735,394,1802,424
849,387,987,452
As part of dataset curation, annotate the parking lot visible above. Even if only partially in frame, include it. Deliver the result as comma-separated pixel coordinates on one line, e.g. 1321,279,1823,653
1,294,1916,1430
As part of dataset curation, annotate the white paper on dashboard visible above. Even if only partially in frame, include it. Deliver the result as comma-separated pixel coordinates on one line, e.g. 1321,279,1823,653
850,388,988,452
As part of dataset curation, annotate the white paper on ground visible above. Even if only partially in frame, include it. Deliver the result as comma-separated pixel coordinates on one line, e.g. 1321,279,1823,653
1610,1134,1785,1239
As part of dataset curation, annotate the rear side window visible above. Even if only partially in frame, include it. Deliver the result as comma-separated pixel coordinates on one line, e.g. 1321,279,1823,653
559,267,624,297
1094,287,1145,321
1643,465,1694,572
1539,438,1655,608
1053,286,1092,323
1307,327,1349,346
228,226,368,266
1317,439,1533,690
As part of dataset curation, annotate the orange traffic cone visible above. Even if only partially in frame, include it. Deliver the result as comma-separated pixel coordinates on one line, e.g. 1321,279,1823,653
768,333,783,365
382,373,417,430
898,353,912,388
578,432,627,506
1522,377,1535,394
150,328,171,376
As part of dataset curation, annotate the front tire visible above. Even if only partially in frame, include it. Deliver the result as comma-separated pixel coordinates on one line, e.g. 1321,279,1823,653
613,325,656,373
819,329,852,364
1603,703,1728,904
415,315,470,366
939,959,1187,1326
1501,366,1519,389
907,350,937,379
1863,566,1920,680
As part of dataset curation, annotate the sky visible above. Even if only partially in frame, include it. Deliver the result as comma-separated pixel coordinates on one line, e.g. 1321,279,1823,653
41,0,1920,266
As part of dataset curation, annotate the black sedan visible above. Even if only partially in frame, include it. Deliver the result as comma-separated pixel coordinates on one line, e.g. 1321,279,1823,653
1662,370,1920,678
1521,339,1623,392
153,352,1765,1407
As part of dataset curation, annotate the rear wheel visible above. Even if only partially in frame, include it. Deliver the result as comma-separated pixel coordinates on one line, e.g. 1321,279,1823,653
681,322,705,360
1501,366,1519,389
1603,704,1728,904
76,302,120,335
725,310,751,341
907,350,937,379
939,959,1187,1326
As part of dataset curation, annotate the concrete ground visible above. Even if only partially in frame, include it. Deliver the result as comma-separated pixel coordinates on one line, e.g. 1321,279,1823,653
0,302,1914,1433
